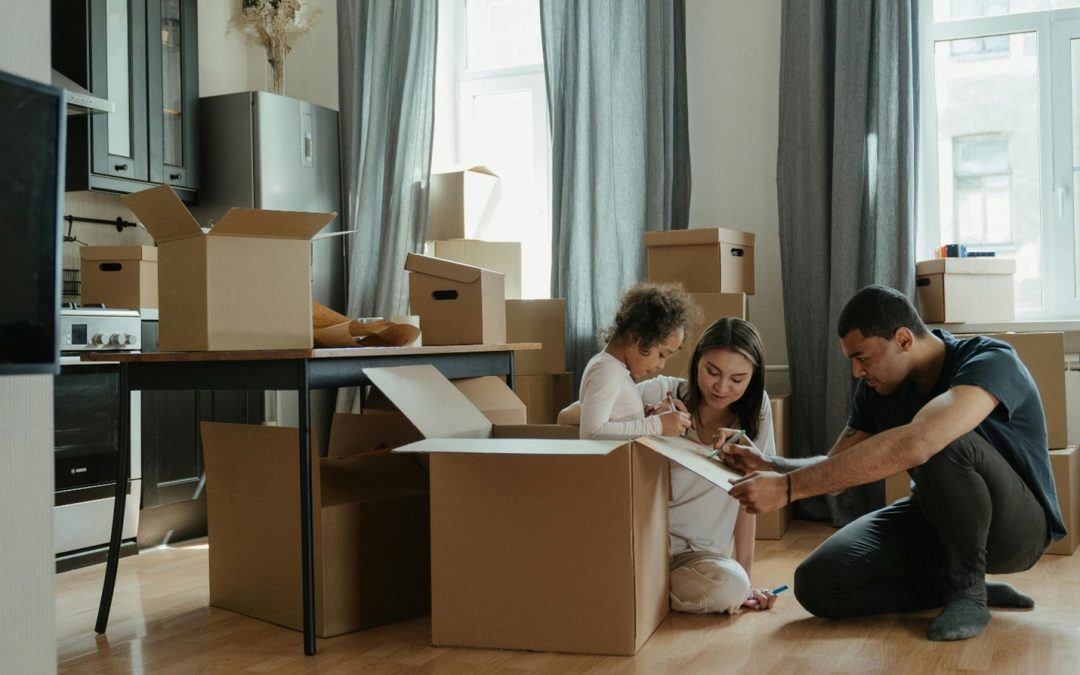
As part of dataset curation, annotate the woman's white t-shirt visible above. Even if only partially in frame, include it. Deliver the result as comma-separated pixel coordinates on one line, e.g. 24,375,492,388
578,351,663,439
638,375,776,558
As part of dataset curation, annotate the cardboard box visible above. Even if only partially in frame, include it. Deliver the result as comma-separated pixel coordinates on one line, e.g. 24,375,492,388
959,332,1067,449
376,364,746,655
123,185,334,351
1048,446,1079,555
885,471,913,503
915,258,1015,324
325,410,423,458
432,239,522,300
452,376,527,425
79,245,158,309
660,292,748,378
757,394,792,540
427,165,500,240
201,421,430,637
405,253,506,345
644,228,755,294
506,299,567,375
513,372,574,424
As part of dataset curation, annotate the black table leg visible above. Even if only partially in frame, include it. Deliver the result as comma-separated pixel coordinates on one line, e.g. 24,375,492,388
297,361,316,654
95,362,131,634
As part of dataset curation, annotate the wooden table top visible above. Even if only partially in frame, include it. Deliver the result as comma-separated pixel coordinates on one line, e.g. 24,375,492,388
80,342,542,363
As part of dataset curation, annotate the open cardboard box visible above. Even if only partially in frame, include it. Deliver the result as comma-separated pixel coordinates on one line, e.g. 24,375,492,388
367,365,744,656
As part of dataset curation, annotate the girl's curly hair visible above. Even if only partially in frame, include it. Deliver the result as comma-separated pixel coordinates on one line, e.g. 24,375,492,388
601,282,700,354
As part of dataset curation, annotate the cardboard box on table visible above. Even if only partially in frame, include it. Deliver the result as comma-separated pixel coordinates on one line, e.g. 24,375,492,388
660,292,748,378
756,394,792,540
1048,446,1080,555
122,185,334,351
431,239,522,300
79,245,159,309
427,165,501,241
505,299,567,375
513,372,575,424
405,253,506,346
201,420,430,637
644,228,755,294
372,364,745,656
915,258,1015,324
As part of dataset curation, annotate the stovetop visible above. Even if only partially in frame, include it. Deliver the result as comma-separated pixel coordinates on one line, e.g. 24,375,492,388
60,304,143,352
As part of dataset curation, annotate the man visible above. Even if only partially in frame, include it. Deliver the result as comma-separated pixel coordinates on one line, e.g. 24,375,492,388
722,285,1064,641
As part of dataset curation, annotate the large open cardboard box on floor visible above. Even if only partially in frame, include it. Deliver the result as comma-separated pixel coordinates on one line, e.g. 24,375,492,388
405,253,506,345
644,228,755,294
79,245,159,310
757,394,792,540
915,258,1015,324
123,185,334,351
369,365,746,656
201,421,430,637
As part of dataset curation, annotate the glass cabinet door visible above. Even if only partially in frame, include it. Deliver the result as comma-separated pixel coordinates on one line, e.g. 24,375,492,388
90,0,148,182
148,0,199,190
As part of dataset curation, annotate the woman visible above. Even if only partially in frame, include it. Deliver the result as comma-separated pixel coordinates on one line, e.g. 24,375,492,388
560,317,781,614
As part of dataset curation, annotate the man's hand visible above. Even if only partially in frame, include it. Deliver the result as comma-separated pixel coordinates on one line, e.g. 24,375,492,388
714,429,771,474
728,471,788,514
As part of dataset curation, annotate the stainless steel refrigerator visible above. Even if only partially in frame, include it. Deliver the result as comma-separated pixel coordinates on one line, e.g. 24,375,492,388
194,91,344,451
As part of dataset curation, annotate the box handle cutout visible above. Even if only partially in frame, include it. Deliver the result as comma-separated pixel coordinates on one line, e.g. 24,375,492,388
98,263,124,272
916,277,930,287
432,290,459,301
729,247,744,257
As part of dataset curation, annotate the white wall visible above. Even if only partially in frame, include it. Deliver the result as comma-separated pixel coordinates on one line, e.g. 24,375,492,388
1,3,58,672
684,0,788,393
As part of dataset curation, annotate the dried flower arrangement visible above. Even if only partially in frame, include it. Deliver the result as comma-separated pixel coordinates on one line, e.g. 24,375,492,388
229,0,322,95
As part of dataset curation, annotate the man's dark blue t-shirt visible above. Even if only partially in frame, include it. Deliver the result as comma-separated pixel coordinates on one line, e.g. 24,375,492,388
848,329,1065,541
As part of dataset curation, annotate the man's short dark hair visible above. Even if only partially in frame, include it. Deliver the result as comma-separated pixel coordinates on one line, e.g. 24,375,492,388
836,285,928,340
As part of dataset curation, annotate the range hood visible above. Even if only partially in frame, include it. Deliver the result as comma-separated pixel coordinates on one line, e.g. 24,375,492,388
50,69,114,115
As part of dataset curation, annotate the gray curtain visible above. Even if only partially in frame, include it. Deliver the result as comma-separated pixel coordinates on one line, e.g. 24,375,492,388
541,0,691,392
337,0,437,320
776,0,918,525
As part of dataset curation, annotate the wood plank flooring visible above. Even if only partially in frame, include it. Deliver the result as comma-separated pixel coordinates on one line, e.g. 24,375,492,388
57,521,1080,674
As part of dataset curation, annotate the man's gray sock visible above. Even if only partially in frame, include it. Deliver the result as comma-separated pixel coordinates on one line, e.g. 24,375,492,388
986,581,1034,609
927,597,991,641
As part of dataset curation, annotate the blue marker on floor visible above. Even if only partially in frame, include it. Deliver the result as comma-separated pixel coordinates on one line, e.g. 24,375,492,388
771,584,789,595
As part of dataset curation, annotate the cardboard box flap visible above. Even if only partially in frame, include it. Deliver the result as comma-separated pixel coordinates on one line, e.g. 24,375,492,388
635,436,743,492
394,436,626,456
405,252,485,284
210,207,335,240
915,258,1016,275
122,185,204,242
79,245,158,262
453,376,527,424
364,365,492,439
643,228,755,248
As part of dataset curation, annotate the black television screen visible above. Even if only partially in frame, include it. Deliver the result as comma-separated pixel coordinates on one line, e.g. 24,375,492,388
0,69,65,375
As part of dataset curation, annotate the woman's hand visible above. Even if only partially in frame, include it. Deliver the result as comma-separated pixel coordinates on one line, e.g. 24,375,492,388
658,410,693,436
713,428,771,473
742,587,779,611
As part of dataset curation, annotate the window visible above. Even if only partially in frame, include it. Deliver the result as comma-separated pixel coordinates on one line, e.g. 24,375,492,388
432,0,551,299
919,0,1080,315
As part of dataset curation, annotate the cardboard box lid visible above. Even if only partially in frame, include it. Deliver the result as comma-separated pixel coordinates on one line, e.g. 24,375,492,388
915,258,1016,275
405,252,494,284
434,164,497,179
79,245,158,262
635,435,743,492
122,185,205,243
643,228,755,248
364,365,492,439
210,207,334,241
452,376,527,424
395,436,626,456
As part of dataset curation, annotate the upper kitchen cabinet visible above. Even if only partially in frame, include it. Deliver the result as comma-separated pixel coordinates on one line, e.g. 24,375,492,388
52,0,199,200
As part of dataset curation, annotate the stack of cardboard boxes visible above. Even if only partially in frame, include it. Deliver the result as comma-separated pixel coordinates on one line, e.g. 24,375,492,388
506,299,574,423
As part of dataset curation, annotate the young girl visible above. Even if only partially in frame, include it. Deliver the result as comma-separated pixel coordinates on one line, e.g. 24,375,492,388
578,283,697,439
564,317,781,614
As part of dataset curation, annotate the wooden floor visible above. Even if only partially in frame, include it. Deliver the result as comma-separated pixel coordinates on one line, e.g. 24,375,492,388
57,520,1080,674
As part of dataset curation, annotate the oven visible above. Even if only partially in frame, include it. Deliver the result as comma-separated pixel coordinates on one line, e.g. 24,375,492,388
54,308,142,570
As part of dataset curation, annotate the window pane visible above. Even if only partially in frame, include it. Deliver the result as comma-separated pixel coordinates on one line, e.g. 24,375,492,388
935,0,1047,21
466,0,543,70
469,89,550,298
935,33,1042,309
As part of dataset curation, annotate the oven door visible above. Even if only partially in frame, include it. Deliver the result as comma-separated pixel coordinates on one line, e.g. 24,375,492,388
54,356,141,556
